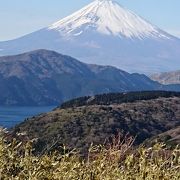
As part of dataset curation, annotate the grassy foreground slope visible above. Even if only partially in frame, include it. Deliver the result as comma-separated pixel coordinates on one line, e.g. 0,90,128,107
11,91,180,154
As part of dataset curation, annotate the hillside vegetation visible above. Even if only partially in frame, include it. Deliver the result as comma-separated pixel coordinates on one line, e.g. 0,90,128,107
11,91,180,154
145,126,180,148
60,91,180,108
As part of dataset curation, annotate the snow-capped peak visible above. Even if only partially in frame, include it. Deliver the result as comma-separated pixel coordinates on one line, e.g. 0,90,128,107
48,0,167,39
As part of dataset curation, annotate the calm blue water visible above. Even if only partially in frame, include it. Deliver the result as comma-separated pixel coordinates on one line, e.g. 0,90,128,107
0,106,55,129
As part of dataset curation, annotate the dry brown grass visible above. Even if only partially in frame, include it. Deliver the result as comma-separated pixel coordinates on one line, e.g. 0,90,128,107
0,130,179,180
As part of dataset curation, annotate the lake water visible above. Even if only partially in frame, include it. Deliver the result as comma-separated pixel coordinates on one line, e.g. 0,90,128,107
0,106,55,129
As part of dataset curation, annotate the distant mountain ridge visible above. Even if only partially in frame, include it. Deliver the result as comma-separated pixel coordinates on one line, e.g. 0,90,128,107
150,70,180,85
0,0,180,73
0,49,180,106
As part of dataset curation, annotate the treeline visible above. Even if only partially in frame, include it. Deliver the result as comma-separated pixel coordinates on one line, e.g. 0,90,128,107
60,91,180,109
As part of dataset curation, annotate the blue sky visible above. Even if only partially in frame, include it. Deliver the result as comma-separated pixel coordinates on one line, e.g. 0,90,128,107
0,0,180,41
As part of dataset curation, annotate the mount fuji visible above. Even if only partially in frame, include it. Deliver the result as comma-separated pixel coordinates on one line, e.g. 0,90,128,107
0,0,180,74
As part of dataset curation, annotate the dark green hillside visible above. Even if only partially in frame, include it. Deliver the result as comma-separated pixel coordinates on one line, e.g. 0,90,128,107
60,91,180,108
11,92,180,154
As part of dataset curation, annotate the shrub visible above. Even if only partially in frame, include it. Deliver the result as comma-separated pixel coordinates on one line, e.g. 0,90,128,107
0,132,179,179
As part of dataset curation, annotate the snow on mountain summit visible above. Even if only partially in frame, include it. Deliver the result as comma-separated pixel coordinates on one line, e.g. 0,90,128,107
0,0,180,74
48,0,167,39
